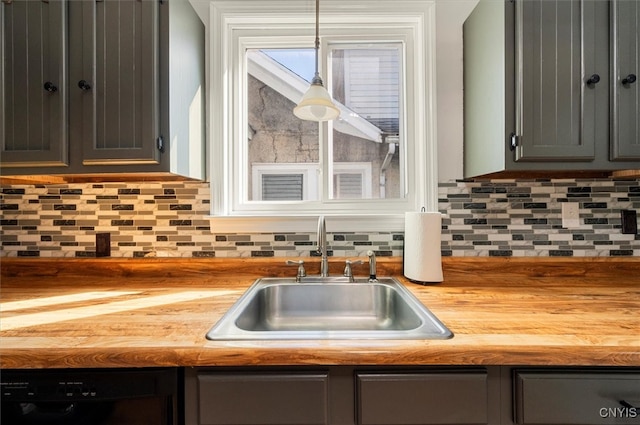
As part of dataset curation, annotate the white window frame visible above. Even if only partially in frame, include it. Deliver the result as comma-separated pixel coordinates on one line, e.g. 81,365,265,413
208,0,438,232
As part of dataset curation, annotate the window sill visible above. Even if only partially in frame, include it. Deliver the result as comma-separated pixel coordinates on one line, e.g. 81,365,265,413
208,214,406,233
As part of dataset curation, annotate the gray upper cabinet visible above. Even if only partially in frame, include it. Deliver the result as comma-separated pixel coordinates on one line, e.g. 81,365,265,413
515,0,607,162
1,0,205,179
611,0,640,160
1,0,68,168
70,0,160,166
464,0,639,178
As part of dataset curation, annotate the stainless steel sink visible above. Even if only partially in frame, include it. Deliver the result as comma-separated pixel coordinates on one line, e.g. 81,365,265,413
206,277,453,340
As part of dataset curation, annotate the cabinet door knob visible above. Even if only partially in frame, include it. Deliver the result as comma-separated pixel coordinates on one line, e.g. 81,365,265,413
78,80,92,91
43,81,58,92
586,74,600,85
622,74,637,85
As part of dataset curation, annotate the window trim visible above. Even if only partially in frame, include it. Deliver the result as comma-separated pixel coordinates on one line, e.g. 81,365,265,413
208,0,438,232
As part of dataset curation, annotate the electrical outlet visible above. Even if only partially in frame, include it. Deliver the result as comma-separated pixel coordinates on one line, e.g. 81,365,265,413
561,203,580,229
96,233,111,257
621,210,638,234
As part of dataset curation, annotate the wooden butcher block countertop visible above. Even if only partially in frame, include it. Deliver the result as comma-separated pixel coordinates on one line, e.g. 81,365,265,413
1,257,639,369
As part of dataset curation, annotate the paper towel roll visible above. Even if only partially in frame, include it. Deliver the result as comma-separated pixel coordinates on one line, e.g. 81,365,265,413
404,211,443,283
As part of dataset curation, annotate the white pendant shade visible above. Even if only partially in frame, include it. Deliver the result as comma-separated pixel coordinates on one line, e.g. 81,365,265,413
293,0,339,122
294,82,340,122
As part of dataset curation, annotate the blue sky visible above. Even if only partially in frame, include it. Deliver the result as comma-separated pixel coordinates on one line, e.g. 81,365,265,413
262,49,316,83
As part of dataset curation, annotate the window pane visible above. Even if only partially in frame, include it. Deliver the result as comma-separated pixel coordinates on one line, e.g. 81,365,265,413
329,44,403,200
246,49,319,201
245,44,405,203
260,49,315,82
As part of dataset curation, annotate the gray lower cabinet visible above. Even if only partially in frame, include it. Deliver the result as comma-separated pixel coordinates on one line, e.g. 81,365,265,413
185,367,501,425
1,0,205,178
356,372,491,425
463,0,639,178
186,366,639,425
514,370,640,425
196,372,330,425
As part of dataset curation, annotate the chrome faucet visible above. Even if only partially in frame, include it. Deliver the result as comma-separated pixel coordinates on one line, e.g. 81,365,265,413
317,215,329,277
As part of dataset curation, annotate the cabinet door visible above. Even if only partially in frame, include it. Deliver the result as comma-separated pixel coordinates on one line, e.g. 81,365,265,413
611,0,640,160
1,0,68,167
356,372,489,425
515,0,608,162
514,371,640,424
70,0,161,166
197,372,329,425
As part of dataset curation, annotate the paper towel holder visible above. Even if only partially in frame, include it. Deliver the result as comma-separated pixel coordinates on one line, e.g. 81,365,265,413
403,210,444,285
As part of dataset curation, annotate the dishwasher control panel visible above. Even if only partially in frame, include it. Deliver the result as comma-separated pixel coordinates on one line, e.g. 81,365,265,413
1,378,99,400
1,368,176,402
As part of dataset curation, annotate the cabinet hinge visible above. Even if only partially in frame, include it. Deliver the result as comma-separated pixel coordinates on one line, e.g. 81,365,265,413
509,133,519,151
157,136,165,153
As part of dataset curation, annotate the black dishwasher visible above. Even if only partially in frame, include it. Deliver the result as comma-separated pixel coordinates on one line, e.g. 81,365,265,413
1,368,179,425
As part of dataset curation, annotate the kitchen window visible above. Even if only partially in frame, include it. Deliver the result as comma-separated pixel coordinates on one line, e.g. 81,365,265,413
208,0,438,232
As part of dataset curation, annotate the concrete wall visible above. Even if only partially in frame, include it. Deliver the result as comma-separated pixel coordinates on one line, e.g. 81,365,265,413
247,75,401,199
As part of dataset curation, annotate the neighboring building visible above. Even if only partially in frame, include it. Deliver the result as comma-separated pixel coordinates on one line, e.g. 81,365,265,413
246,49,401,201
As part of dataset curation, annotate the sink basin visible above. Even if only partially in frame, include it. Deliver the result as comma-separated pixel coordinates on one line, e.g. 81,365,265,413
206,277,453,340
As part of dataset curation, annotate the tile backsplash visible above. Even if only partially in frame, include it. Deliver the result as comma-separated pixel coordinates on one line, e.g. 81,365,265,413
1,179,638,257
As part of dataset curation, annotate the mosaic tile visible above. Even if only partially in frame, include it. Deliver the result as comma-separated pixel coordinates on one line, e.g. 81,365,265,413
1,179,639,257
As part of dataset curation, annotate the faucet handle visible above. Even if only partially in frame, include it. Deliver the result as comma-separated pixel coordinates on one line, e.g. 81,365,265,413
286,260,306,282
343,259,364,282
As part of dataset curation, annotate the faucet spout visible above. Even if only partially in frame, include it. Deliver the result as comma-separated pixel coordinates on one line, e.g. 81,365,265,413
317,215,329,277
367,250,378,282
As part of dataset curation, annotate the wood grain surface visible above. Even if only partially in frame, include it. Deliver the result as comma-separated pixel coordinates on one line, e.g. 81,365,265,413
1,257,639,369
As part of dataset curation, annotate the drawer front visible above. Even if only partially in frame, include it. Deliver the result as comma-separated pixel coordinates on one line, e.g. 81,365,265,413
356,372,489,425
197,372,329,425
514,371,640,424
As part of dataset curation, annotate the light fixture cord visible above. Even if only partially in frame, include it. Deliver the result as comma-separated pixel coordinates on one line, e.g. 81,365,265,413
312,0,322,85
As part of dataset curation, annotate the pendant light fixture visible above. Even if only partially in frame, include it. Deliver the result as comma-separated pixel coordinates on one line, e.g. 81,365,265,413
293,0,340,121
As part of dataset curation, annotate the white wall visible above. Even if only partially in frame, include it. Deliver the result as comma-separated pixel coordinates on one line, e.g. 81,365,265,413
188,0,480,182
435,0,480,181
